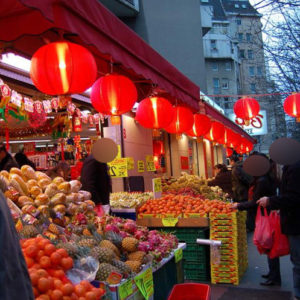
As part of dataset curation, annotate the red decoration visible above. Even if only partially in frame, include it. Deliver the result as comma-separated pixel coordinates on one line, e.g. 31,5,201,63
205,121,225,142
34,101,44,114
234,98,260,125
135,97,175,130
283,93,300,122
91,74,137,125
72,110,82,132
164,106,193,134
28,109,47,129
180,156,189,170
153,140,165,155
51,98,59,111
186,113,211,137
30,41,97,95
226,129,241,149
226,148,233,157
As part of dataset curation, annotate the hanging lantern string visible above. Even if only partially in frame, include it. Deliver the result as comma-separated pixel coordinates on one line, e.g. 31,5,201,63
204,91,299,98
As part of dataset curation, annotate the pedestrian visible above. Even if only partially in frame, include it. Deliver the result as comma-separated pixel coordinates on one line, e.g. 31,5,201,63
208,163,233,198
80,154,112,214
257,160,300,298
14,149,36,170
46,161,71,180
0,142,18,172
232,153,281,286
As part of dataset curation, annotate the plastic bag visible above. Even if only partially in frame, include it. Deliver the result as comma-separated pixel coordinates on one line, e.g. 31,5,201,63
268,211,290,258
253,207,273,254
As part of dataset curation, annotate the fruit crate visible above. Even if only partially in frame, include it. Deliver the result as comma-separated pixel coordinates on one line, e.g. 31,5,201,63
184,268,209,282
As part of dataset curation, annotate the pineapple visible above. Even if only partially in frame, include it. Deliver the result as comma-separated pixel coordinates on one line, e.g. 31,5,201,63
122,237,138,252
105,231,123,248
128,251,146,263
78,238,98,248
19,225,39,238
96,263,121,281
56,242,78,258
48,223,60,235
111,259,132,277
125,260,142,273
90,246,115,263
100,240,120,256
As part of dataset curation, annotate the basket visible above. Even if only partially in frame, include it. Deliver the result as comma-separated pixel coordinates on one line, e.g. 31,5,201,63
168,283,211,300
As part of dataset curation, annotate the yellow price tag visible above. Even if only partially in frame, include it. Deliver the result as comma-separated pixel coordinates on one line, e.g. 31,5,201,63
153,178,162,193
174,248,183,263
137,160,145,173
145,155,156,171
162,217,178,227
126,157,135,170
134,268,154,300
117,145,122,158
108,158,128,177
118,279,133,300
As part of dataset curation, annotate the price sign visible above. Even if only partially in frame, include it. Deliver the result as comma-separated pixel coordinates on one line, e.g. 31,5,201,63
127,157,135,170
137,160,145,173
162,217,178,227
134,268,154,300
108,158,128,177
174,248,183,263
152,178,162,199
23,142,36,154
146,155,156,171
118,279,133,300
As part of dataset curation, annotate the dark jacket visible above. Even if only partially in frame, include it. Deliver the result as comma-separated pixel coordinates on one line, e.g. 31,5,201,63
269,161,300,235
208,170,233,197
80,155,112,205
0,192,34,300
0,153,18,172
231,160,252,202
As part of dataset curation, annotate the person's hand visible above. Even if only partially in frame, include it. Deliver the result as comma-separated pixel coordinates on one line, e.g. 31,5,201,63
257,196,269,208
231,203,238,210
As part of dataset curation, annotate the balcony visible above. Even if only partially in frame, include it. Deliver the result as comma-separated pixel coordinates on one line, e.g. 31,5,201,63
203,38,238,61
99,0,139,17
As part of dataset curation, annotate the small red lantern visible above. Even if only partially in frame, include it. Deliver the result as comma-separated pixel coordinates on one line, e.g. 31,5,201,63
205,121,225,142
91,74,137,125
164,106,193,134
135,97,175,130
283,93,300,122
153,140,165,155
226,130,240,149
30,41,97,95
226,148,233,157
186,114,211,137
233,97,260,125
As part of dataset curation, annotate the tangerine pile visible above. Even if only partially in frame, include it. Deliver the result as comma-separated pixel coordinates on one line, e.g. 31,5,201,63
138,195,235,216
21,237,105,300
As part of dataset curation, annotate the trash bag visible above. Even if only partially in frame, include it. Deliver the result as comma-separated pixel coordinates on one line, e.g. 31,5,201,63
268,211,290,259
253,207,273,254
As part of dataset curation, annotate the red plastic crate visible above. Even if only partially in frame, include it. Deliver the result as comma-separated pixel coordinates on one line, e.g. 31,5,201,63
168,283,211,300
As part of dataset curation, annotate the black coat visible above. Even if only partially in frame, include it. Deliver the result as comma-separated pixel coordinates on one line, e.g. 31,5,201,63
0,192,34,300
80,155,112,205
269,161,300,235
208,170,233,197
0,153,18,172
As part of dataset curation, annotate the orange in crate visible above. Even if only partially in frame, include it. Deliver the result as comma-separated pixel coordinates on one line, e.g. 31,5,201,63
168,283,211,300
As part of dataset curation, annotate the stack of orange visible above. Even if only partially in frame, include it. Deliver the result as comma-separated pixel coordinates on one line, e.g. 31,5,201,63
21,237,105,300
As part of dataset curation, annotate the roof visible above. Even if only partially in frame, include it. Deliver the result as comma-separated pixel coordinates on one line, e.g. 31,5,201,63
211,0,228,21
221,0,261,16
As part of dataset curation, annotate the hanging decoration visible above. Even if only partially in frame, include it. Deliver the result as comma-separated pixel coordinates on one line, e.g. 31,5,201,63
226,148,233,157
186,113,211,139
226,129,240,149
153,140,165,155
72,109,82,132
164,106,193,135
233,97,260,126
30,41,97,95
28,108,47,129
205,121,225,143
91,74,137,125
74,135,82,161
283,93,300,122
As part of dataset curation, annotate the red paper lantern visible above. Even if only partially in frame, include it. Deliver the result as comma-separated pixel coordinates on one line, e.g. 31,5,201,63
91,74,137,125
153,140,165,155
233,98,260,125
164,106,193,134
283,93,300,121
226,148,233,157
226,130,241,149
186,114,211,137
28,110,47,129
135,97,175,129
205,121,225,142
30,41,97,95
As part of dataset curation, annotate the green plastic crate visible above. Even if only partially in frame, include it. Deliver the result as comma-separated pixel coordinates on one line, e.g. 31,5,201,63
184,269,209,281
184,262,206,271
183,250,206,261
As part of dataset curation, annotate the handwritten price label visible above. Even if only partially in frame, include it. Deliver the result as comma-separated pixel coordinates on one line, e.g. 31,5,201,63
174,248,183,263
134,268,154,300
108,158,128,177
153,178,162,193
118,279,133,300
162,217,178,227
137,160,145,173
146,155,156,171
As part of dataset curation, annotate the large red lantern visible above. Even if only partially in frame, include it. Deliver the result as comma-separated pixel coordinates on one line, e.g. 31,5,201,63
186,114,211,137
91,74,137,125
226,148,233,157
233,97,260,125
30,41,97,95
205,121,225,142
283,93,300,122
164,106,193,134
135,97,175,130
226,130,241,149
153,140,165,155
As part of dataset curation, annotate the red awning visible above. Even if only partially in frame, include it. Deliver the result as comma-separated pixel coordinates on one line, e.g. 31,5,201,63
0,0,200,111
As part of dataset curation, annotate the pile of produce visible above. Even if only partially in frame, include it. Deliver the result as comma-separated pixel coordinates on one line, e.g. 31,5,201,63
138,195,235,217
110,192,153,209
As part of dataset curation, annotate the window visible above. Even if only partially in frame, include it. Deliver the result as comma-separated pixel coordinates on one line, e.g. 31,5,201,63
222,78,229,89
211,40,217,50
213,78,220,93
238,33,243,41
242,4,247,8
248,50,253,59
239,49,245,58
201,0,209,2
249,66,255,76
230,41,234,54
246,33,252,42
236,18,241,25
225,62,232,71
212,62,218,71
257,66,263,76
234,4,239,8
250,83,256,94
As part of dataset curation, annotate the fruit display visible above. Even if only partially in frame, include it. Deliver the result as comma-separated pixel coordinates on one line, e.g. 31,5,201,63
110,192,153,208
138,194,235,217
21,236,105,299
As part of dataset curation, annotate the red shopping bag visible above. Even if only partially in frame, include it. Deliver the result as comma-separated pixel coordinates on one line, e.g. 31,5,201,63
268,211,290,258
94,204,104,217
253,207,273,254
